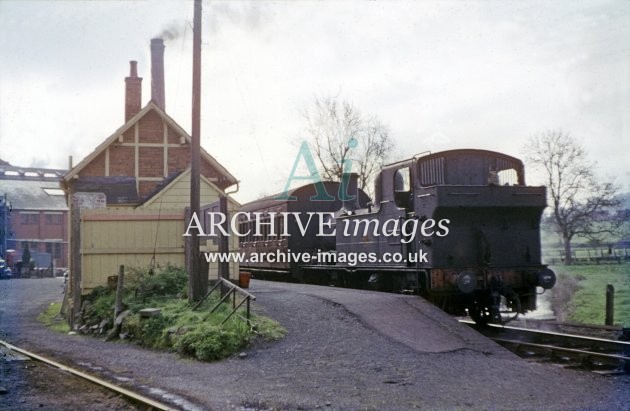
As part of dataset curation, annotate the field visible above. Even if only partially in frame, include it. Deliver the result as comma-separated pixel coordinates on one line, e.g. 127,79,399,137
550,263,630,327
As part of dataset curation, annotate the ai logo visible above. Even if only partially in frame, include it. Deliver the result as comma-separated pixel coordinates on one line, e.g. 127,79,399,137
275,138,358,202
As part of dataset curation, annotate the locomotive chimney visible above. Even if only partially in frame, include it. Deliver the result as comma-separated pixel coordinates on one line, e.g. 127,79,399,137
341,173,360,211
124,61,142,121
150,38,165,110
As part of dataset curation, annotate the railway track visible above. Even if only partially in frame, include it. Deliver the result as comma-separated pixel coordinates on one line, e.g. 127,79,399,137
0,338,178,410
460,320,630,375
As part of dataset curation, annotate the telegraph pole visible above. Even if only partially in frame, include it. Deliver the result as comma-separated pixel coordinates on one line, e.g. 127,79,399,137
0,194,8,259
189,0,204,302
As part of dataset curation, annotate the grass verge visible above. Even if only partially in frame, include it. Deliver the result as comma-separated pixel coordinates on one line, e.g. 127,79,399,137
550,263,629,327
38,302,71,333
79,265,285,362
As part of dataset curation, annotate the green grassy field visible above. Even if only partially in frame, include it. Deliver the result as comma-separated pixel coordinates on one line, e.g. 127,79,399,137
550,263,630,327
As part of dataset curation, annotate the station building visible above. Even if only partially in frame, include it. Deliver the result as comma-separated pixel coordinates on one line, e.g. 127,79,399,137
62,38,239,317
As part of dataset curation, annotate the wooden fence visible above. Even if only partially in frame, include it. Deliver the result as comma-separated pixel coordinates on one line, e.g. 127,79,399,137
543,247,630,265
80,208,186,292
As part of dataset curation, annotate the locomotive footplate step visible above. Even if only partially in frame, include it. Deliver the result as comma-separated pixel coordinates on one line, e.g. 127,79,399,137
250,279,514,358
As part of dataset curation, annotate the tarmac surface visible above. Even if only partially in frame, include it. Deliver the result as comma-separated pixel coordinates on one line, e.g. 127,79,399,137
266,281,512,355
1,277,629,410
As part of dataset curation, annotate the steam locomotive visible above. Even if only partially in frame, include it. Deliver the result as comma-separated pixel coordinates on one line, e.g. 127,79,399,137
238,149,556,324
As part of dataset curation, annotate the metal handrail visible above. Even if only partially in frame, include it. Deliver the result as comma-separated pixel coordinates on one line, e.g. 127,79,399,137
191,277,256,325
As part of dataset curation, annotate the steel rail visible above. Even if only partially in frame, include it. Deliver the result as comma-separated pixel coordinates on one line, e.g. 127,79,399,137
493,338,630,364
0,339,175,410
459,319,630,351
459,319,630,373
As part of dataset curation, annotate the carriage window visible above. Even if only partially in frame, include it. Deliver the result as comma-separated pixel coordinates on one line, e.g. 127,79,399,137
238,221,246,244
262,220,269,240
247,222,254,243
268,216,279,238
277,215,284,237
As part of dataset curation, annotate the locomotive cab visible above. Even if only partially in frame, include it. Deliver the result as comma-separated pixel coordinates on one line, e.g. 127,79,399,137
412,149,554,323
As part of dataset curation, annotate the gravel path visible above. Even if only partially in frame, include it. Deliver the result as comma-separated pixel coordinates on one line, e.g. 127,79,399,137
0,278,139,410
1,277,628,410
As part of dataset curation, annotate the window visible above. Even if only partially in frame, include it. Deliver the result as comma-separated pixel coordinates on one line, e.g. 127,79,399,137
262,220,270,241
45,213,63,225
238,221,246,244
248,222,254,242
43,188,65,196
394,167,412,210
20,213,39,225
277,215,284,238
394,168,410,192
497,168,519,186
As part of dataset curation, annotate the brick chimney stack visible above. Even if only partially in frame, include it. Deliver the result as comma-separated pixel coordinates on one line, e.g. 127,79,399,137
124,61,142,121
150,38,165,111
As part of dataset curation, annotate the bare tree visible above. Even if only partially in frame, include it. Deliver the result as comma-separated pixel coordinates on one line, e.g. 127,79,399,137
303,96,394,196
523,130,621,264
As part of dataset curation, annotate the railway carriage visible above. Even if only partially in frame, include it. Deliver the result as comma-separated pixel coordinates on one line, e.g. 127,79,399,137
238,180,370,278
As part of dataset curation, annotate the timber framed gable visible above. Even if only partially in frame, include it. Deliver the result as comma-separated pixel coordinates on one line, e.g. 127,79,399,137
63,102,237,200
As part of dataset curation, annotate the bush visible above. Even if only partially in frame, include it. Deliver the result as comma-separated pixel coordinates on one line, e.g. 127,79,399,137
82,287,116,325
139,314,175,348
173,323,248,361
121,313,142,338
77,264,285,361
126,264,188,304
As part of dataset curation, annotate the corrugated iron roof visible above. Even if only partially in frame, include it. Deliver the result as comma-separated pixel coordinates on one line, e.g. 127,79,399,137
0,179,68,211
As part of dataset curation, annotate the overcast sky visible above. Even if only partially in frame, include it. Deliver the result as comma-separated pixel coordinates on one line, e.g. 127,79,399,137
1,0,628,203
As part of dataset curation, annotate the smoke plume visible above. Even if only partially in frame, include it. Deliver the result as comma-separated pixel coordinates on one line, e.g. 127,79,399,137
156,22,183,41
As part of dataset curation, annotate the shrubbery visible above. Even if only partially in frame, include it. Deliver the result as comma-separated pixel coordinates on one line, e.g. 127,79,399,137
77,265,285,361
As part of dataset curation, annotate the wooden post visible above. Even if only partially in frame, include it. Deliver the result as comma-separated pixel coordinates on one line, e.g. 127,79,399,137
188,0,204,303
218,196,229,280
246,297,250,321
605,284,614,326
114,265,125,319
70,208,82,328
184,207,192,277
